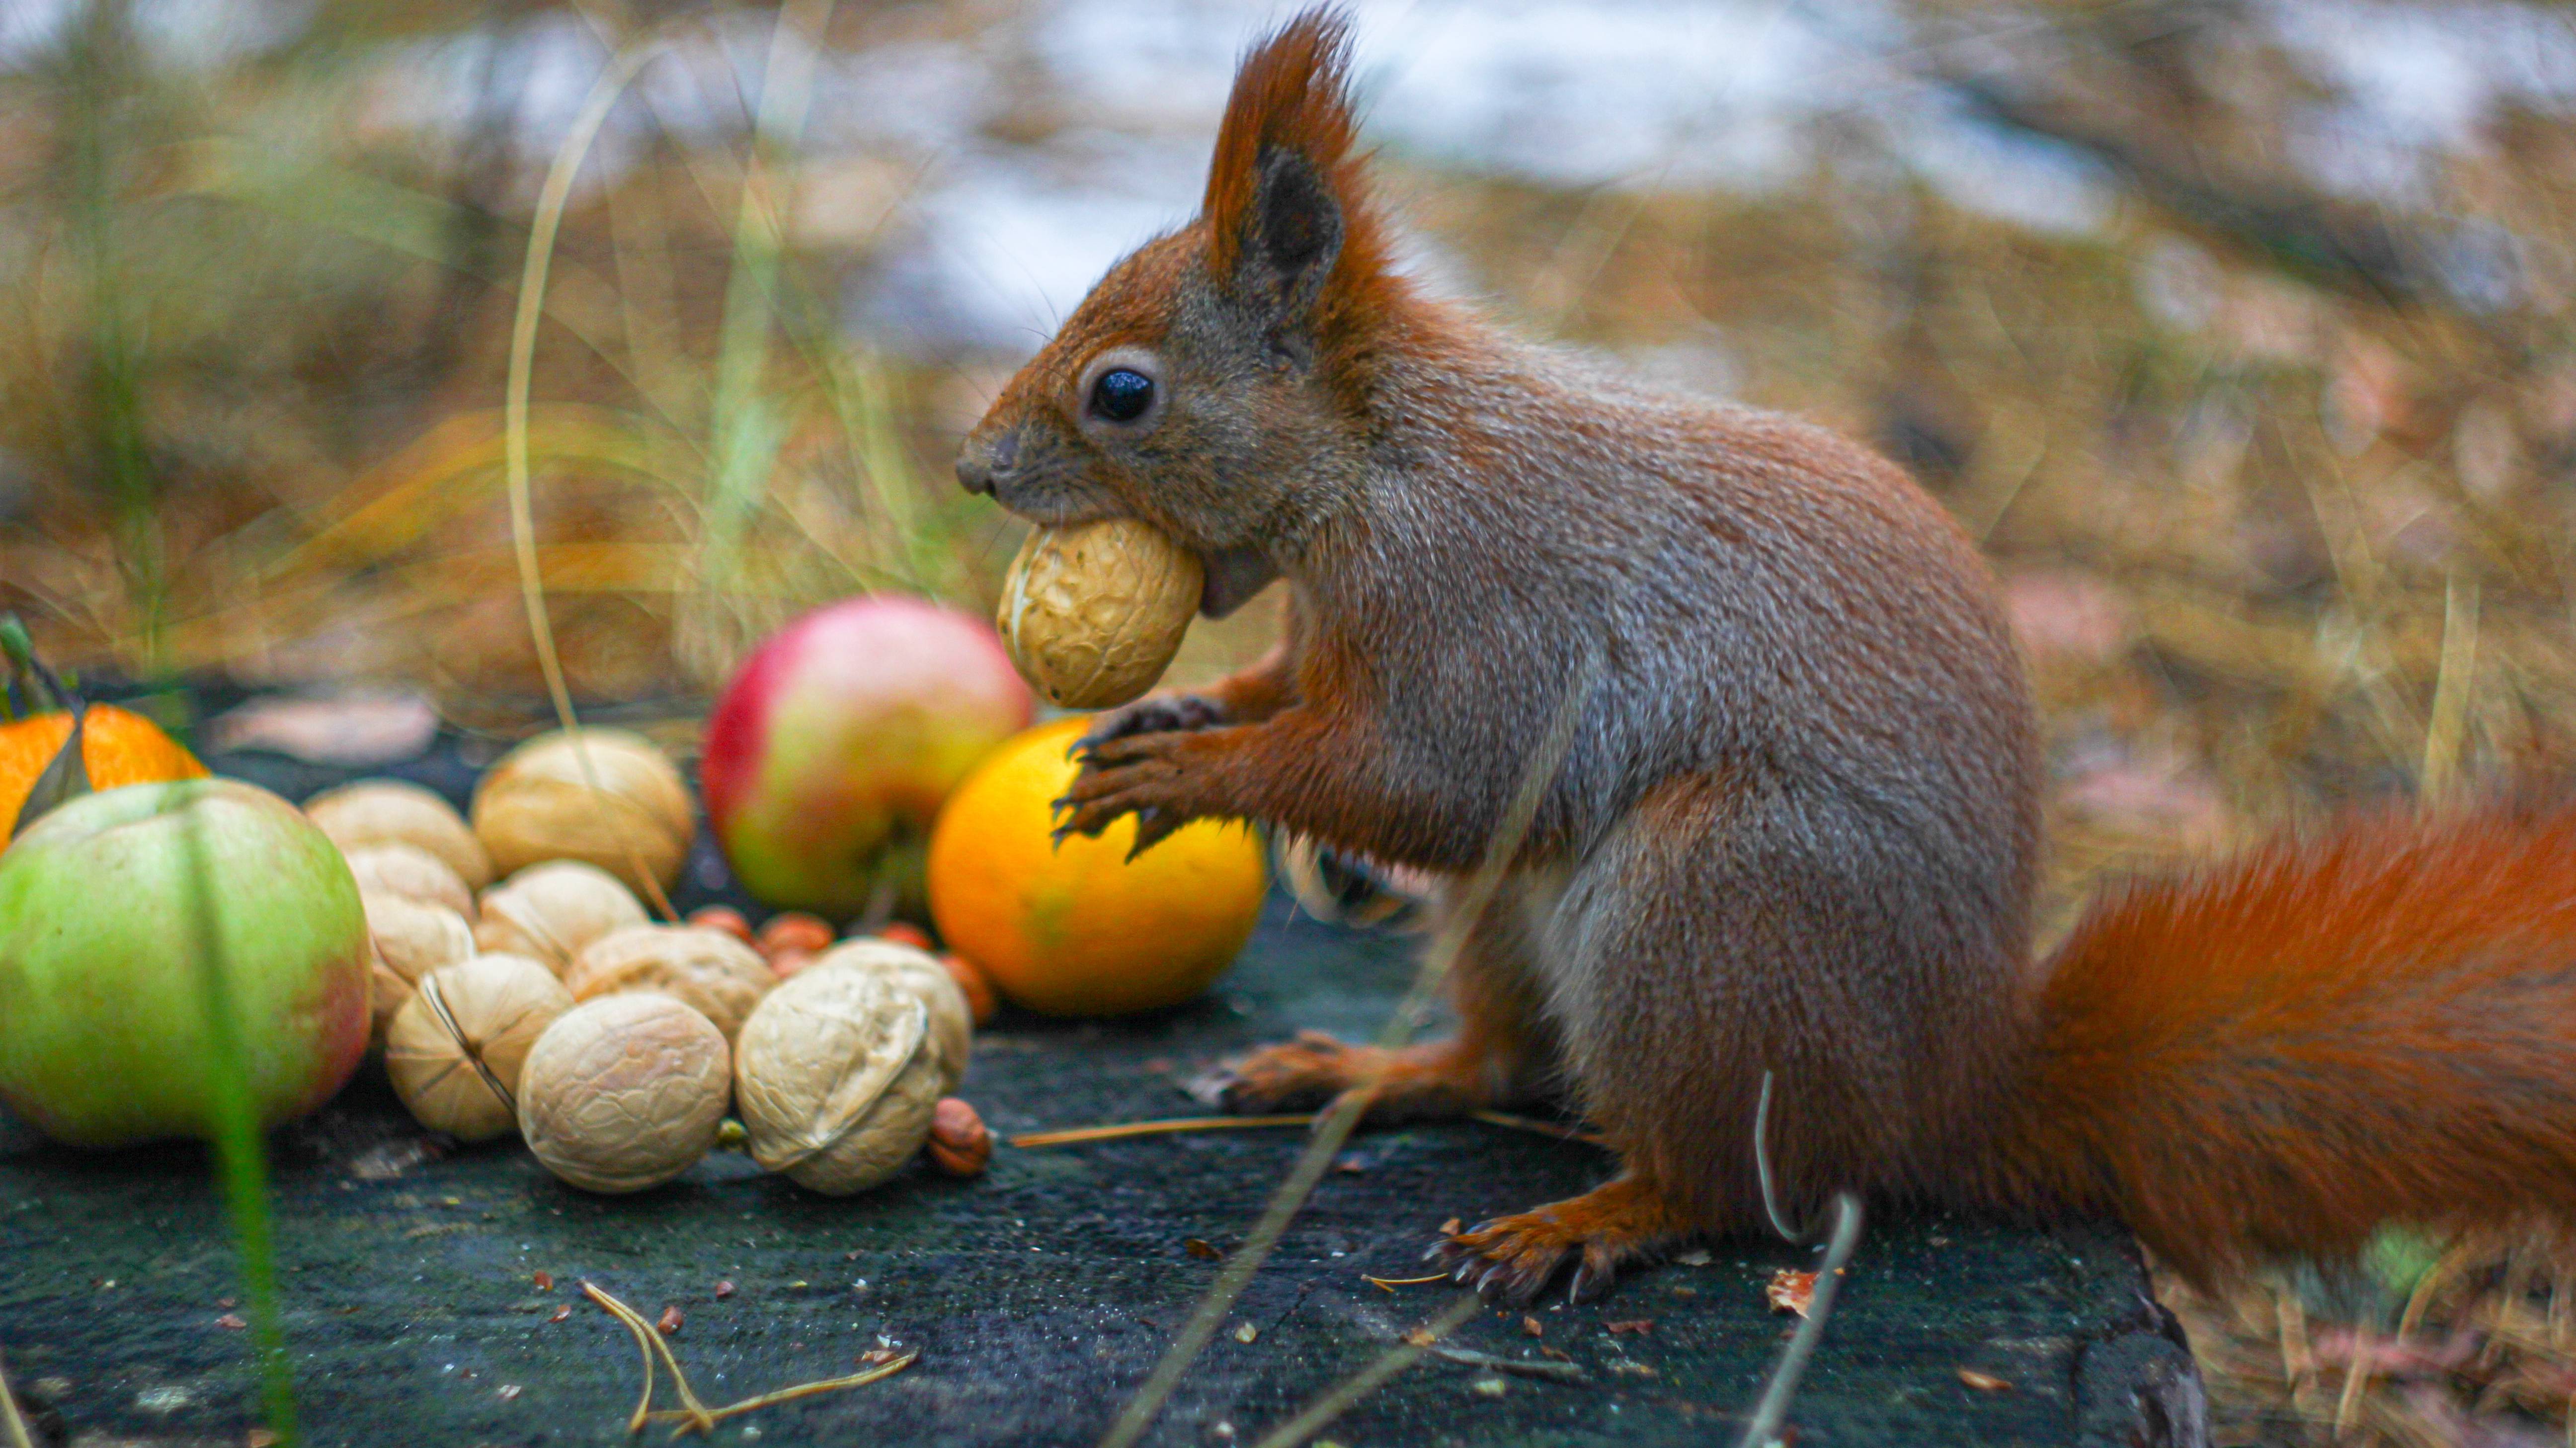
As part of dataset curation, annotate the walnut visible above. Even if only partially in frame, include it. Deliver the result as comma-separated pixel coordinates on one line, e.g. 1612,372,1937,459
564,925,773,1041
384,955,573,1141
342,843,475,920
996,519,1203,708
802,939,972,1092
732,967,944,1196
471,728,696,893
517,993,730,1193
305,780,492,890
359,889,476,1050
475,861,648,976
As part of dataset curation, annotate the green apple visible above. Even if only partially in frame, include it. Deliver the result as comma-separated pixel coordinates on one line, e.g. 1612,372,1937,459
0,777,372,1147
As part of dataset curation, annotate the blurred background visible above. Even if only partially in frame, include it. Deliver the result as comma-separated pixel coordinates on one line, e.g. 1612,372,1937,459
3,1,2574,1440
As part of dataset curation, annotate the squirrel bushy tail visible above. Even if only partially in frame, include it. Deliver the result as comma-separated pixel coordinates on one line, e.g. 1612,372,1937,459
1976,800,2576,1284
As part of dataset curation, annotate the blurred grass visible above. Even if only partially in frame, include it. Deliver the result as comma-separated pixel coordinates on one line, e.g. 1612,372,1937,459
2,0,2575,1442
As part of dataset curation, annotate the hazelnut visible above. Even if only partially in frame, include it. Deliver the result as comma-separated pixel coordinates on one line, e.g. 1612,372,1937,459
997,518,1203,708
803,939,973,1091
926,1097,991,1177
564,925,773,1041
685,906,754,945
384,955,573,1141
471,729,695,893
938,952,1001,1027
875,922,934,951
732,968,942,1195
755,912,833,959
476,861,648,975
517,993,730,1193
306,780,493,890
343,843,475,919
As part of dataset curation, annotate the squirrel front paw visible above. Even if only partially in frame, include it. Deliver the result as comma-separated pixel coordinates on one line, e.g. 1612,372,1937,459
1053,727,1223,857
1188,1029,1368,1113
1190,1031,1488,1121
1073,693,1229,755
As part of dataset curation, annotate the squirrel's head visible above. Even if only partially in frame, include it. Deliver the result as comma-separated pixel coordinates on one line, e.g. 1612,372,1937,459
956,6,1395,617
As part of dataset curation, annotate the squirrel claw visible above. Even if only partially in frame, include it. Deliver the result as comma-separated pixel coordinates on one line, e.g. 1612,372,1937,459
1125,807,1185,860
1430,1182,1681,1304
1079,694,1228,753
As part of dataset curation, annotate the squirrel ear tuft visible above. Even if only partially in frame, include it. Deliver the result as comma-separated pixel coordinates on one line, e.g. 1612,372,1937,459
1202,6,1383,328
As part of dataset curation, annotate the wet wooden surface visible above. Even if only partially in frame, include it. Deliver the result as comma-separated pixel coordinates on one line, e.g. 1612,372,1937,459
0,712,2198,1447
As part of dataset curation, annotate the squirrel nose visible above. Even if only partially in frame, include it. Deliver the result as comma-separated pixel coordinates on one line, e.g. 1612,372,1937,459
956,430,1020,498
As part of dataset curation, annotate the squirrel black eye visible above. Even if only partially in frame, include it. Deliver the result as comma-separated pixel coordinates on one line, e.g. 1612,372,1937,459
1091,367,1155,423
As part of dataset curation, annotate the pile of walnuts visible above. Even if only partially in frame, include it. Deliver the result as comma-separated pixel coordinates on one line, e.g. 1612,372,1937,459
306,728,990,1197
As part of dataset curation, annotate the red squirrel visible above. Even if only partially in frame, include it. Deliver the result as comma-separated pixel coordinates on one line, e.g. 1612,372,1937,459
955,9,2576,1305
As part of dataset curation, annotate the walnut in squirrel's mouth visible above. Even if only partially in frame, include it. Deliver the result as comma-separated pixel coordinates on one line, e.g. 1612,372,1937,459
996,517,1204,709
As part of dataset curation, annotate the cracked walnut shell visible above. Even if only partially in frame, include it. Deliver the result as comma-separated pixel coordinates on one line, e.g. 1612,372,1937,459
384,954,574,1141
802,939,973,1093
733,966,944,1196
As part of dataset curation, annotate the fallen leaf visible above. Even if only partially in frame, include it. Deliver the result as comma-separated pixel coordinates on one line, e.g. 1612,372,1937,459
547,1305,571,1324
1957,1368,2012,1392
1402,1329,1437,1348
495,1384,522,1402
714,1280,735,1300
1538,1346,1572,1362
1184,1238,1220,1260
247,1432,280,1448
215,1314,247,1331
656,1306,683,1336
1766,1269,1817,1317
532,1271,552,1291
216,1296,237,1309
859,1348,899,1366
207,690,439,766
1607,1319,1653,1336
1233,1322,1259,1344
1521,1315,1543,1338
1440,1218,1463,1236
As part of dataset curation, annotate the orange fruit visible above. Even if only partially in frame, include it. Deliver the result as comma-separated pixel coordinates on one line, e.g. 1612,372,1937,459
0,706,208,834
927,718,1266,1016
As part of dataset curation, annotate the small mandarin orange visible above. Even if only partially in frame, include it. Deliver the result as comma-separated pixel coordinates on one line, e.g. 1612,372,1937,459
926,718,1265,1016
0,705,208,832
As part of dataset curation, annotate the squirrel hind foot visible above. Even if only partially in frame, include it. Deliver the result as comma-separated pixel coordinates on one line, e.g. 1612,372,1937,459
1429,1174,1693,1305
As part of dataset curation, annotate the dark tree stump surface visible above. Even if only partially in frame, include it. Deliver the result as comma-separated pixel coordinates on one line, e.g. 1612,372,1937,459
0,713,2204,1447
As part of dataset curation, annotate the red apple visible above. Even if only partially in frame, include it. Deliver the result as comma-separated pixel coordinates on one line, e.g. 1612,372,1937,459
702,596,1034,917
